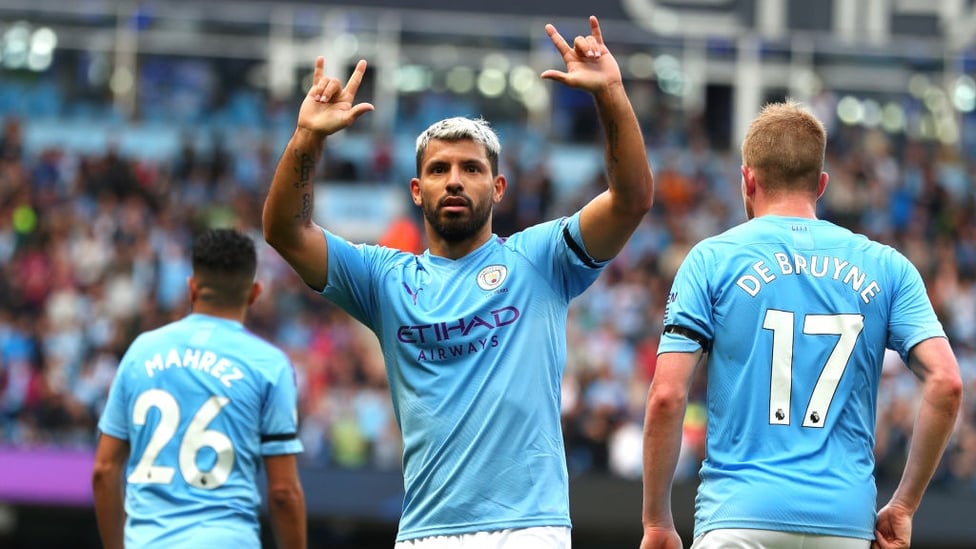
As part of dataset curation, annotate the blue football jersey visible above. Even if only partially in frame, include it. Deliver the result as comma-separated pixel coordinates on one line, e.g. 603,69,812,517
321,212,605,541
659,216,945,540
98,314,303,548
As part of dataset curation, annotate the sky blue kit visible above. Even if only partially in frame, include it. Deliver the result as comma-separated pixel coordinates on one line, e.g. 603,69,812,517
322,211,605,541
659,216,945,539
99,313,303,548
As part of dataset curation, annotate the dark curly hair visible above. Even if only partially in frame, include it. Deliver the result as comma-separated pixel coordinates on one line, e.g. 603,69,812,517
191,228,257,308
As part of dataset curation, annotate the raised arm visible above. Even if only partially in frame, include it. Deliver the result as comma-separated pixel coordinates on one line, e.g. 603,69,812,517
263,57,374,291
874,337,961,549
541,16,654,262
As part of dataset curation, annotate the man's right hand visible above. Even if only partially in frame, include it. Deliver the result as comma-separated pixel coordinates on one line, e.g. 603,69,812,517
297,56,374,137
640,525,683,549
873,502,913,549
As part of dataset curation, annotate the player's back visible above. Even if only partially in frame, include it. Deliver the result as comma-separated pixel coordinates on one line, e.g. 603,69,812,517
688,215,943,538
106,313,291,548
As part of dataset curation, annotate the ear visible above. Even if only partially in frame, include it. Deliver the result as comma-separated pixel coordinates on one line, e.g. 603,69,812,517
740,165,757,197
410,178,422,206
816,171,829,199
248,282,262,306
493,174,507,203
187,277,198,304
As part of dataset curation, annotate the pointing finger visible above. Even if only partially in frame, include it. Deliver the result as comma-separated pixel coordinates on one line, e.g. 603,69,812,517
545,24,572,56
344,60,368,96
589,15,604,45
313,56,325,86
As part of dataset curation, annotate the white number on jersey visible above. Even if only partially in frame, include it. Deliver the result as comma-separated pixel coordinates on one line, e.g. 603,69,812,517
127,389,235,489
762,310,864,428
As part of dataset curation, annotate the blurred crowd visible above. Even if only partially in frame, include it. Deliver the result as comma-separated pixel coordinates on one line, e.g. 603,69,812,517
1,99,975,496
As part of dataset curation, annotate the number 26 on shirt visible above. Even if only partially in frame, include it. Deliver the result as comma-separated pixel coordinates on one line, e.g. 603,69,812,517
127,389,236,490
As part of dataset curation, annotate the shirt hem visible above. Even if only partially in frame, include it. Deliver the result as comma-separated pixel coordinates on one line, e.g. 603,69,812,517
696,519,873,540
396,517,572,543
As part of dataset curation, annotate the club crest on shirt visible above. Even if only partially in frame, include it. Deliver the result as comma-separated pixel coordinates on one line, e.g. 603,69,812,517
476,265,507,291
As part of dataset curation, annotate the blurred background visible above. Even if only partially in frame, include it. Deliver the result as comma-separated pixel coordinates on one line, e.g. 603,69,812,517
1,0,975,547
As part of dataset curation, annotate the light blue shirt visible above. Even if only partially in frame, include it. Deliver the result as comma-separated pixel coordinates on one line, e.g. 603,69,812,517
98,314,303,548
322,212,605,541
659,216,945,540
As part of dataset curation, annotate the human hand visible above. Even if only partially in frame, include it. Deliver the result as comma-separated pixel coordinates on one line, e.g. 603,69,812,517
639,525,683,549
873,502,913,549
540,15,623,95
297,57,374,137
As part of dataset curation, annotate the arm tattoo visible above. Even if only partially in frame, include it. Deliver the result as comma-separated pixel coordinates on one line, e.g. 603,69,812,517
293,150,315,189
290,149,316,221
605,120,620,181
295,192,313,222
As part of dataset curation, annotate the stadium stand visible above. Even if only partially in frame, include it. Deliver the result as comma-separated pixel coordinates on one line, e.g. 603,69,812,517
1,1,975,547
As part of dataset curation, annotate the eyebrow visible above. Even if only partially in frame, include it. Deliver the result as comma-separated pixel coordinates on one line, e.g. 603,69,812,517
425,158,487,170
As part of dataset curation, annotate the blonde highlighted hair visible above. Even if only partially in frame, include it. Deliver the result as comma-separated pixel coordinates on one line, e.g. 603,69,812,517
415,117,501,177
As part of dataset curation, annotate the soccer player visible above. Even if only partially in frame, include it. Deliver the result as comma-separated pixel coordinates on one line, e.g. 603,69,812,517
92,228,306,549
639,101,962,549
263,15,653,548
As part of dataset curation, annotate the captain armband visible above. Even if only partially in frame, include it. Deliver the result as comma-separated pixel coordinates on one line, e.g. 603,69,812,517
663,325,712,353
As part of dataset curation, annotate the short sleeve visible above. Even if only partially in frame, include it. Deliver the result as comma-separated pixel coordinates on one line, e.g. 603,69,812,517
507,211,608,301
97,354,133,440
658,244,714,354
321,229,405,330
259,361,304,456
885,251,946,362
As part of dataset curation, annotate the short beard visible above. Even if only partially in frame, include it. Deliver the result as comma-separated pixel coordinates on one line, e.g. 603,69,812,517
423,197,492,242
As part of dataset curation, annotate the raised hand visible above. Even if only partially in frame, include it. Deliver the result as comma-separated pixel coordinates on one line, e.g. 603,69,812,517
540,15,623,94
297,56,375,137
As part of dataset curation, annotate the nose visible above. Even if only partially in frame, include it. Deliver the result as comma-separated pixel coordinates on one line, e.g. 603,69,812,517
446,166,463,193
